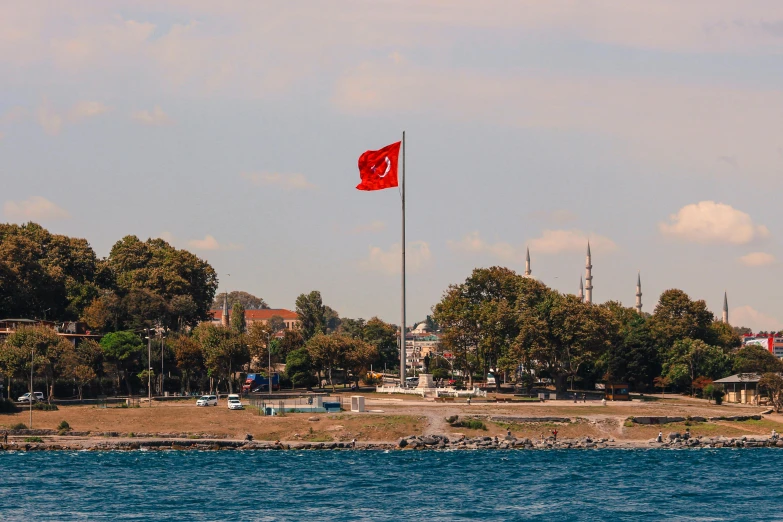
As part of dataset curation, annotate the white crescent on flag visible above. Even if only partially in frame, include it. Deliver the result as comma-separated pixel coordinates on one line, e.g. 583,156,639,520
377,157,391,178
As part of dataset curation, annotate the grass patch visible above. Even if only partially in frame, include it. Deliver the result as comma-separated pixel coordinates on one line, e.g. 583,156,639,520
31,403,58,411
302,431,333,442
9,422,27,430
446,416,487,431
56,420,70,431
24,436,43,443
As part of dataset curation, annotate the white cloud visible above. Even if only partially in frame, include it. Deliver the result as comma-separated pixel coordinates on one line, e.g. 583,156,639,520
131,106,172,126
731,305,783,332
3,196,70,221
360,241,432,275
447,232,521,262
353,220,386,233
35,99,109,135
241,172,315,190
36,100,63,135
739,252,775,267
660,201,769,244
69,101,109,121
187,235,243,251
0,106,26,125
529,229,617,254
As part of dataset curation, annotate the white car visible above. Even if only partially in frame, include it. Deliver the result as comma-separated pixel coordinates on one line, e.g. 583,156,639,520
196,395,218,407
227,394,244,410
18,392,44,403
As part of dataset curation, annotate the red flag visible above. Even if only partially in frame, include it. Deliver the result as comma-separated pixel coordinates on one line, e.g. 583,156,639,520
356,141,401,191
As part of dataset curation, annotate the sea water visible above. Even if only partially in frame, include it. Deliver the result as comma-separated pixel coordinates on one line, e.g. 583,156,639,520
0,449,779,521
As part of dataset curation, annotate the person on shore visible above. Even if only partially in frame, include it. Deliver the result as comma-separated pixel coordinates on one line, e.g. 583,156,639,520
772,429,778,441
582,394,586,403
684,428,690,440
352,438,357,448
467,397,471,406
601,398,607,406
657,431,663,443
551,429,558,442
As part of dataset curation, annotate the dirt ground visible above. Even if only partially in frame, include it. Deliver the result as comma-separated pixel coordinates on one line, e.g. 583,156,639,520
2,394,782,443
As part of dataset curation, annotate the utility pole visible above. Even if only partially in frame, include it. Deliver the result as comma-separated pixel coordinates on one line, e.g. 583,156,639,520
147,328,152,407
268,332,272,397
160,331,165,396
29,347,34,428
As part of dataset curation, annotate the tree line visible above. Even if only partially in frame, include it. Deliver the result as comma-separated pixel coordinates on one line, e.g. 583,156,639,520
0,222,218,331
433,266,780,395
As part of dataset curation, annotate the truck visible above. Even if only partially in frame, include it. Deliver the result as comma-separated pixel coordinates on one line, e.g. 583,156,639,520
243,373,280,393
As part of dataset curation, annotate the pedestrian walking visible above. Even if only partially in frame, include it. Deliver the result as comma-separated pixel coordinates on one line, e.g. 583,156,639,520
551,429,558,442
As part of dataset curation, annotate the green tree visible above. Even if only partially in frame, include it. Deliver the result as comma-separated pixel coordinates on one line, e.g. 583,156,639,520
193,323,249,393
515,288,617,393
99,331,144,396
324,306,341,333
267,315,286,333
0,223,99,320
362,317,398,370
733,345,783,374
345,337,378,385
295,291,326,341
603,313,660,391
5,325,74,400
211,290,269,310
63,339,103,400
759,373,783,412
662,338,733,393
648,289,715,350
338,318,366,339
171,334,204,394
285,348,314,389
106,235,218,329
306,333,350,390
230,302,246,334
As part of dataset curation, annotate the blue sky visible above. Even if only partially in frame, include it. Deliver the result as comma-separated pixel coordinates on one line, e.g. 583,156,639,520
2,1,783,331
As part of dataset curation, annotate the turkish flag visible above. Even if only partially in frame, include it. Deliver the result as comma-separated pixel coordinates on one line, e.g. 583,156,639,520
356,141,401,191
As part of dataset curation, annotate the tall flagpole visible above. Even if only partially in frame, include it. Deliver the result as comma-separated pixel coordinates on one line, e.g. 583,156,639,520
400,131,407,386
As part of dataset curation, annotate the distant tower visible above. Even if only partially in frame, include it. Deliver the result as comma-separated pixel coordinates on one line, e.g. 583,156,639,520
635,272,643,315
584,242,593,304
221,292,229,327
578,276,584,302
524,247,532,277
722,292,729,324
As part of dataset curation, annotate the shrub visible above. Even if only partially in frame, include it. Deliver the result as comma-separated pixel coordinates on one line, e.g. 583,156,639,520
9,422,27,430
56,421,70,431
32,403,58,411
0,399,19,414
445,415,487,430
24,436,43,443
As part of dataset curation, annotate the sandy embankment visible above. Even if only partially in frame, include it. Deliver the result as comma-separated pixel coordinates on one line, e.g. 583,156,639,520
1,394,781,450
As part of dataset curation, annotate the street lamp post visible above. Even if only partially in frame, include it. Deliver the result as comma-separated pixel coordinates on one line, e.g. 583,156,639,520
147,329,152,407
268,332,272,397
29,347,34,428
160,332,166,396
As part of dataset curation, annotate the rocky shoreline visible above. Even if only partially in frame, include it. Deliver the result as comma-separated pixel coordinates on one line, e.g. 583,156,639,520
2,431,783,451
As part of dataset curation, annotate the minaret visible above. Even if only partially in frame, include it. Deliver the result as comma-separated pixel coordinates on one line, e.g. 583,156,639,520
578,276,584,302
524,247,532,277
221,292,229,327
635,272,643,315
722,292,729,324
584,242,593,304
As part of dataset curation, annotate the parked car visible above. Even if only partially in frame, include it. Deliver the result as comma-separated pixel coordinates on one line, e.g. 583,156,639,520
196,395,218,406
227,394,244,410
17,392,44,403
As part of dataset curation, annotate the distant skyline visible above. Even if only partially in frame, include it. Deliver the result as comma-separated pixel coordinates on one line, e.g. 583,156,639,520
2,2,783,331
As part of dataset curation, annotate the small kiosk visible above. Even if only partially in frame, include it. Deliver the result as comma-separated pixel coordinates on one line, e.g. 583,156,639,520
604,383,630,401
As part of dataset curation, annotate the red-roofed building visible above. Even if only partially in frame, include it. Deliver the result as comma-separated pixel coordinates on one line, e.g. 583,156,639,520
207,308,300,331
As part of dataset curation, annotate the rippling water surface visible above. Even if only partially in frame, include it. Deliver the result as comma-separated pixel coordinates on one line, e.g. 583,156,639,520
1,449,780,521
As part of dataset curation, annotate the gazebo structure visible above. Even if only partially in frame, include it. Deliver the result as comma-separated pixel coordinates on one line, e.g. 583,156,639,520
713,373,761,404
